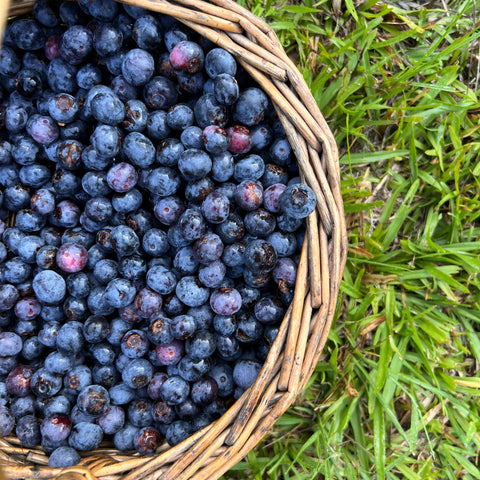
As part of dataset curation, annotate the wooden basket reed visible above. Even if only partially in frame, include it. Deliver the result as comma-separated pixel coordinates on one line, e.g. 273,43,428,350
0,0,347,479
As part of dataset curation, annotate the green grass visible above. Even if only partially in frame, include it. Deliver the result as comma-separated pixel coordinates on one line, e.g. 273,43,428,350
224,1,480,478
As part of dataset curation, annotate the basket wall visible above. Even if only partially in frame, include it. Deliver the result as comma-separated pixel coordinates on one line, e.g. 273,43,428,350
0,1,347,479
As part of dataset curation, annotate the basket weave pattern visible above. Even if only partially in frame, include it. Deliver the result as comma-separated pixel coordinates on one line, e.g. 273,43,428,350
0,1,347,479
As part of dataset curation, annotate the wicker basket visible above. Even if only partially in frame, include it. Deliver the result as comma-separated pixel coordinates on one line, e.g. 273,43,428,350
0,1,347,479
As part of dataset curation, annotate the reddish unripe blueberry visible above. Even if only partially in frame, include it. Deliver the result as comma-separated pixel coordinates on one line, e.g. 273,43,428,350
201,191,230,224
134,426,161,455
45,35,60,60
6,365,35,397
14,297,41,320
235,180,263,211
227,125,252,154
210,287,242,315
135,288,163,318
155,340,184,366
147,372,169,400
107,162,138,193
40,414,72,442
56,243,88,273
27,115,59,145
169,41,204,74
263,183,287,213
272,257,298,288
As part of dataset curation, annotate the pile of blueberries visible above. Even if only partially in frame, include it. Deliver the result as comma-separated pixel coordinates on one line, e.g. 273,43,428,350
0,0,317,467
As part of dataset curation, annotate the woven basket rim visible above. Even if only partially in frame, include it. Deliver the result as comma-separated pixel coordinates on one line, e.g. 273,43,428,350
0,1,348,479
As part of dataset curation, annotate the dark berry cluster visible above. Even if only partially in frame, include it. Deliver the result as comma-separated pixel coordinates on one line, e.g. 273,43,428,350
0,0,317,467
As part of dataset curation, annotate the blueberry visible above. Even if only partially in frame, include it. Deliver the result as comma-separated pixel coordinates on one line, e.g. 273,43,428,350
234,154,265,182
45,350,75,374
232,359,262,389
4,258,31,284
60,25,92,63
112,189,143,214
0,46,21,76
48,446,81,467
41,414,72,442
205,48,237,78
76,63,102,89
90,125,122,158
134,426,161,454
173,247,199,277
198,260,226,288
180,125,204,150
280,183,317,218
211,151,234,183
146,110,170,141
210,287,242,315
15,68,43,98
194,93,228,129
0,406,15,436
109,383,136,406
63,365,92,396
244,209,276,237
175,276,210,308
146,265,176,295
164,27,189,52
121,329,149,359
68,421,103,451
128,399,153,427
145,167,181,197
165,420,192,446
210,364,234,397
251,123,273,151
142,229,169,257
114,423,139,451
122,358,153,389
160,376,189,406
32,270,66,305
143,76,178,110
51,200,81,228
122,132,155,168
91,91,125,126
119,255,147,281
5,105,28,133
31,368,63,398
193,233,223,264
111,74,138,102
177,209,205,242
48,93,79,123
97,405,125,434
133,15,163,51
235,312,263,343
191,377,218,406
16,414,41,448
10,19,46,51
170,41,204,74
213,73,239,105
111,225,140,257
277,212,304,233
56,242,88,273
93,23,123,57
88,287,116,316
146,315,174,346
76,384,109,417
169,315,196,341
105,278,137,308
47,58,77,93
32,0,57,26
155,340,184,366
